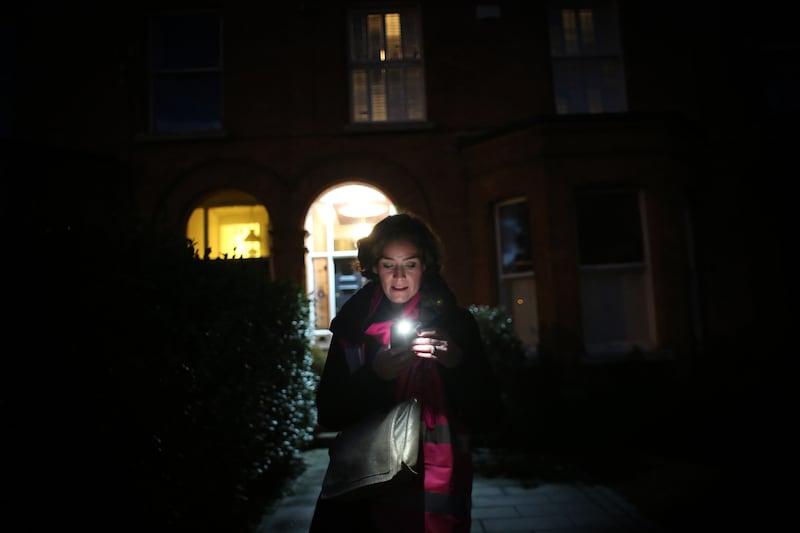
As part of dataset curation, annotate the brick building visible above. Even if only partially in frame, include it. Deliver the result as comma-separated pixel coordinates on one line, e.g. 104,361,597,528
5,1,791,383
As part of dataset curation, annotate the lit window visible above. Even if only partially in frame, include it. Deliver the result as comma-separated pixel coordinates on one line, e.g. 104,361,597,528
186,192,269,262
149,11,223,133
348,6,426,123
548,1,627,114
305,184,396,332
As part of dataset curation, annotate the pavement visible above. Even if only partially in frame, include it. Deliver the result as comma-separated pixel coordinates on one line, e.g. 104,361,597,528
252,437,734,533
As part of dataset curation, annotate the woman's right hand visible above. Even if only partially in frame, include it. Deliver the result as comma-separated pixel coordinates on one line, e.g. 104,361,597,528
372,345,416,380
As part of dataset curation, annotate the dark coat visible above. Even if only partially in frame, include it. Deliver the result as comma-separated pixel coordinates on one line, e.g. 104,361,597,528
310,279,503,532
315,279,502,435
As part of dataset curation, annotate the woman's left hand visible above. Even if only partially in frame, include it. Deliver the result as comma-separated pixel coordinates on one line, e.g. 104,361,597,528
411,329,463,368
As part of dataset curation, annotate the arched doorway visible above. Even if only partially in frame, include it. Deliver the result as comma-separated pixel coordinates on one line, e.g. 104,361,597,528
186,189,271,269
304,183,396,346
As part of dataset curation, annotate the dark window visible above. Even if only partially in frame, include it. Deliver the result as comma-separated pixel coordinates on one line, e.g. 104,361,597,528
149,12,222,133
547,0,627,114
576,189,643,265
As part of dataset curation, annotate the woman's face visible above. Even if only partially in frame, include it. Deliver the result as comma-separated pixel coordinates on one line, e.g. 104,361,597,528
373,239,426,305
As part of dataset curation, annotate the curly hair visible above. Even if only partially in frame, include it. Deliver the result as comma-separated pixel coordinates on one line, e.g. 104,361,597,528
355,212,444,282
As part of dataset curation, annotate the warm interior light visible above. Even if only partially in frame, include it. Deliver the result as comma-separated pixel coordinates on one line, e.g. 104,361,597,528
241,227,261,257
320,184,387,204
337,202,389,218
352,222,372,241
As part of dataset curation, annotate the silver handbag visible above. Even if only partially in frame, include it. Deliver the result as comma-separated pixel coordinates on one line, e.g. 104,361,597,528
320,397,421,500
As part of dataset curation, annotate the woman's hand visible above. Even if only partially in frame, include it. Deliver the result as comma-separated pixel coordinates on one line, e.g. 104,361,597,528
411,329,463,368
372,345,417,380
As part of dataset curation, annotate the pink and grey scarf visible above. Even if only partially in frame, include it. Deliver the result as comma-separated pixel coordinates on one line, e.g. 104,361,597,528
363,286,472,532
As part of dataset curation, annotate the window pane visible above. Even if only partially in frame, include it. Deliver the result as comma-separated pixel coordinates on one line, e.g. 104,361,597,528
353,65,425,122
350,14,368,61
197,204,268,260
152,73,222,132
367,14,384,60
312,257,330,330
369,69,387,121
384,13,402,60
332,208,374,251
576,189,644,266
386,66,407,121
591,2,623,55
552,60,582,113
497,200,534,274
150,12,222,134
334,257,363,312
552,58,626,114
548,1,627,114
400,11,421,59
351,70,369,122
580,267,650,353
561,9,578,54
405,66,425,120
499,277,539,349
150,13,221,70
578,9,595,47
348,7,425,123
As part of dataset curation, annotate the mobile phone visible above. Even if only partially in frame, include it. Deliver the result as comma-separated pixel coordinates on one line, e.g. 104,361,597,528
390,319,419,349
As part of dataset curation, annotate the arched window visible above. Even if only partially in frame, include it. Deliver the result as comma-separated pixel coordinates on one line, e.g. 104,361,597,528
305,183,396,345
186,189,270,264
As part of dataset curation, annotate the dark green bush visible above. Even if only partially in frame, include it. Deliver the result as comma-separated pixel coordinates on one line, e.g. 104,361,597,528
467,305,531,444
29,219,318,532
468,304,527,387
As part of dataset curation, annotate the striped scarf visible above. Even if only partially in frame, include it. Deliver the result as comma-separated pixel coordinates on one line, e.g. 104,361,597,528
363,286,472,533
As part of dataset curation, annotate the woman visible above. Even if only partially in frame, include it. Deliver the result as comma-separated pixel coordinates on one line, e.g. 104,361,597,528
310,212,501,532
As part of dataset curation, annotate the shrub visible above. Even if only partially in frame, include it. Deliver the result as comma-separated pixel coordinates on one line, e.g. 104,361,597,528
467,305,531,445
467,304,527,388
30,218,318,532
